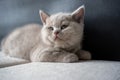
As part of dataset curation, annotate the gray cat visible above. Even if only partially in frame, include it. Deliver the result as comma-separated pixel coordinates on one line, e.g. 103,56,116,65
1,5,91,63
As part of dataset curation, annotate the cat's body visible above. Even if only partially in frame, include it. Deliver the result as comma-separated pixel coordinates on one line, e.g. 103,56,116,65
2,24,41,60
1,5,91,62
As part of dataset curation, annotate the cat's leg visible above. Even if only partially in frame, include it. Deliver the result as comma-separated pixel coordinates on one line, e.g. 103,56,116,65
31,50,79,63
62,53,79,63
76,50,91,60
40,51,79,63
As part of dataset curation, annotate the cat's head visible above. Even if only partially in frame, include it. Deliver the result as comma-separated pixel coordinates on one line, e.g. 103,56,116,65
40,5,85,48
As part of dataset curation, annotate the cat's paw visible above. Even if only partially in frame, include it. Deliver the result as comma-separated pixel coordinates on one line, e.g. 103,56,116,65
79,50,91,60
62,54,79,63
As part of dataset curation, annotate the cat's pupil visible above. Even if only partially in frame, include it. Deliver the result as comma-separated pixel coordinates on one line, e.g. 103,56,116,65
48,27,53,30
61,25,68,30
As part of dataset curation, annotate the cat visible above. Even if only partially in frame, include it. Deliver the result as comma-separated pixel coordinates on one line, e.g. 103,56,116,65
1,5,91,63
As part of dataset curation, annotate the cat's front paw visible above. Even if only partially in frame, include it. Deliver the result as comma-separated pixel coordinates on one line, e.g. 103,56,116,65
62,54,79,63
79,50,91,60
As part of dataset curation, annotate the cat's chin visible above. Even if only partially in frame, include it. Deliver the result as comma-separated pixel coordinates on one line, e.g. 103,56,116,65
48,37,63,45
54,37,62,41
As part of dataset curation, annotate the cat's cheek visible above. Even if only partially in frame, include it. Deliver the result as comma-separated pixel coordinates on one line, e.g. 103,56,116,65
48,36,54,42
57,34,62,40
52,33,55,37
62,31,71,40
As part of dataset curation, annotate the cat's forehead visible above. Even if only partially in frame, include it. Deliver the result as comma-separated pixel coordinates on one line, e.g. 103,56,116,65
46,13,72,26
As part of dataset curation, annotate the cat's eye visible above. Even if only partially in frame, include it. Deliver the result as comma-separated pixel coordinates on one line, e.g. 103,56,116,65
61,25,68,30
48,27,54,30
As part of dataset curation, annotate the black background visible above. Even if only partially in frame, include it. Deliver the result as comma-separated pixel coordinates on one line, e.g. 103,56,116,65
0,0,120,61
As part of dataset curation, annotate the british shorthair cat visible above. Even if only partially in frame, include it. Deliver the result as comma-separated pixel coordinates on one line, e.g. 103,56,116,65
1,5,91,62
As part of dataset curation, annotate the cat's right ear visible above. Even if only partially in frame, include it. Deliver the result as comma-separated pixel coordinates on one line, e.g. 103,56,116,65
39,10,50,24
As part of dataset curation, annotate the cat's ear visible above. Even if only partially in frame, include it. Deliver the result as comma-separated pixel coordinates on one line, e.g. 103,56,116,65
71,5,85,23
39,10,50,24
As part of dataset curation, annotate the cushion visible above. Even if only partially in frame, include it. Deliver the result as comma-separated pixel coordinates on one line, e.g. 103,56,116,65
0,61,120,80
0,52,29,68
0,51,120,80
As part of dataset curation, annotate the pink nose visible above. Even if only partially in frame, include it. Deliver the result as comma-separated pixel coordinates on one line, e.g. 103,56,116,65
54,31,59,35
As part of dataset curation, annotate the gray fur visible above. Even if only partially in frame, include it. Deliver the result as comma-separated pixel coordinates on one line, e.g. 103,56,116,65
1,6,91,63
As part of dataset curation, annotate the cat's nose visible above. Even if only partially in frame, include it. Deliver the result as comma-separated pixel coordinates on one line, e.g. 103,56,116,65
54,31,59,35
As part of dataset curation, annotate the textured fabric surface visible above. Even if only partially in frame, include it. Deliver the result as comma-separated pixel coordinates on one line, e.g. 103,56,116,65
0,61,120,80
0,52,29,68
0,51,120,80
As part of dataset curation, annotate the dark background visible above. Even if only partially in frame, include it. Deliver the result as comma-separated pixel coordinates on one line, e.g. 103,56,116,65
0,0,120,61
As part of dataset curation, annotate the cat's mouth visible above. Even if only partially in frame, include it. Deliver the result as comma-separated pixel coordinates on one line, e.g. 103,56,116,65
49,35,63,42
54,35,62,41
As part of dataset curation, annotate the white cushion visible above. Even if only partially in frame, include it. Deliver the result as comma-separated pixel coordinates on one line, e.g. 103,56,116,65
0,52,29,68
0,61,120,80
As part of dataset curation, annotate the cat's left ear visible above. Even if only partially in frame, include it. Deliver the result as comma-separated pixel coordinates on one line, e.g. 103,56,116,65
39,10,50,24
71,5,85,23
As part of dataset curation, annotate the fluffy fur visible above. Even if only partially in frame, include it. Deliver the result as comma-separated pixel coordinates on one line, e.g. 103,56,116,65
1,5,91,63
